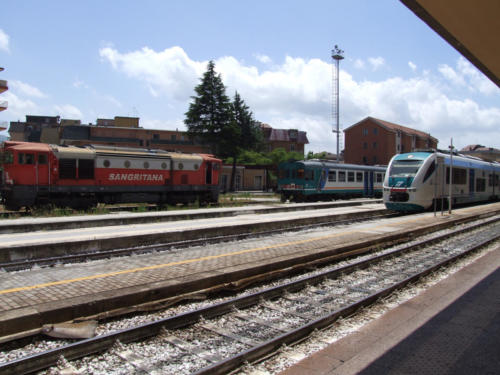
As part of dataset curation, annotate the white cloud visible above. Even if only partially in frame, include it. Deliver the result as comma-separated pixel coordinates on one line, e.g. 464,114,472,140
0,29,9,53
254,54,272,64
354,59,365,69
99,45,500,152
9,80,47,98
368,57,385,71
0,91,38,120
54,104,83,119
408,61,417,71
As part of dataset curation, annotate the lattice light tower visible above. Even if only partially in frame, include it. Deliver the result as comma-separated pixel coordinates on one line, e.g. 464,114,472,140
332,45,344,162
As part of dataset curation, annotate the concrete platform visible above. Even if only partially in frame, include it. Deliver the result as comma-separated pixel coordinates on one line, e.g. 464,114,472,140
0,199,382,234
0,202,387,263
0,202,499,343
278,244,500,375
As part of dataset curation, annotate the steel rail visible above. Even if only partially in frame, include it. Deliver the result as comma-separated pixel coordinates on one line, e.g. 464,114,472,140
1,215,498,375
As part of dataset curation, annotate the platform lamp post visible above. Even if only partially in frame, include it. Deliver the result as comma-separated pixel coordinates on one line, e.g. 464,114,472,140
448,138,454,214
332,45,344,162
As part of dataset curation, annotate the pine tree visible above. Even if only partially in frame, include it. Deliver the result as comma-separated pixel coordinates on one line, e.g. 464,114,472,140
184,61,233,155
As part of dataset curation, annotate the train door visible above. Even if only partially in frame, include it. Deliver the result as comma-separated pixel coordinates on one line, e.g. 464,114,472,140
364,171,374,196
206,162,213,184
36,153,50,186
469,168,475,197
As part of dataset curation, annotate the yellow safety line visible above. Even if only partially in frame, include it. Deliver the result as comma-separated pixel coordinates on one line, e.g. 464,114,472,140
0,215,433,295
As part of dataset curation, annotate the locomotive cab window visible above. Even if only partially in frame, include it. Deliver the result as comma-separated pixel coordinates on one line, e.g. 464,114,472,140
38,154,48,165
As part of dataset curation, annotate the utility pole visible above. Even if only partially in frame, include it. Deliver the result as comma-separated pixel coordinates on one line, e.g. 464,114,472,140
332,45,344,162
448,138,454,214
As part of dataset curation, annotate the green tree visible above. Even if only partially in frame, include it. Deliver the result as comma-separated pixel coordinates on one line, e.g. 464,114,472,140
184,60,233,155
228,91,262,191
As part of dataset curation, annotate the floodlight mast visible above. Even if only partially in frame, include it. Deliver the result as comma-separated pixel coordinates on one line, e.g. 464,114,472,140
332,45,344,162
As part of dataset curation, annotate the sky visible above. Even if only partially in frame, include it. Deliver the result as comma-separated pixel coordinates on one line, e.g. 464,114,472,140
0,0,499,154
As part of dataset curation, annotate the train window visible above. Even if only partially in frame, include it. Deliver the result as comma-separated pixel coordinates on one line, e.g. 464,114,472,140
161,162,167,169
178,163,184,170
79,159,94,179
194,164,198,170
38,154,47,165
338,171,346,182
144,161,150,169
446,167,467,185
423,161,436,182
476,178,486,192
328,170,336,182
25,154,34,165
389,160,423,177
59,159,77,179
18,153,25,164
348,171,355,182
181,174,188,184
356,172,363,182
103,160,110,168
376,173,383,183
297,169,304,179
124,160,131,168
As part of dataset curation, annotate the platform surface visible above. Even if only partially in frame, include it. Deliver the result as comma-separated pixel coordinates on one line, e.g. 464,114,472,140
279,245,500,375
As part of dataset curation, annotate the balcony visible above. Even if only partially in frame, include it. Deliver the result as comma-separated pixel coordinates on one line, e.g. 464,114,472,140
0,79,7,93
0,100,7,111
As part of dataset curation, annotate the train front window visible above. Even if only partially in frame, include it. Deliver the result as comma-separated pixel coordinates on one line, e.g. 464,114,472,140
389,160,423,177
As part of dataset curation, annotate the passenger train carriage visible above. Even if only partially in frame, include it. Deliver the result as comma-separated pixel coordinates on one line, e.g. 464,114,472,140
384,150,500,212
0,141,222,210
277,160,386,202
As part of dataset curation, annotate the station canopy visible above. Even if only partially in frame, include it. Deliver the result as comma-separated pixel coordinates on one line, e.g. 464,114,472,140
401,0,500,88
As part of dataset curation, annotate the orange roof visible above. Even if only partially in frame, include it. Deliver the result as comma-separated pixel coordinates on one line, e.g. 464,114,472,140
5,141,52,152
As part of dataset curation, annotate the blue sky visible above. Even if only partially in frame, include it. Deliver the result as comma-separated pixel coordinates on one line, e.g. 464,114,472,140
1,0,498,153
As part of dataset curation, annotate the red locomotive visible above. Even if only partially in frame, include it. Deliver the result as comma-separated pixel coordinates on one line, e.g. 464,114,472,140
0,141,222,210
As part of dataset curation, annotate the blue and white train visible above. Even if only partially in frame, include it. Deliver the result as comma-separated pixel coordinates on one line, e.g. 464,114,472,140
383,150,500,212
277,160,386,202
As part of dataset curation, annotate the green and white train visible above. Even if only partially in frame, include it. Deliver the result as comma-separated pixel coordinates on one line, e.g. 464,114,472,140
277,160,386,202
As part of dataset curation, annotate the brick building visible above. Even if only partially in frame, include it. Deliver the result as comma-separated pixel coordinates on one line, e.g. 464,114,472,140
258,122,309,153
343,117,438,166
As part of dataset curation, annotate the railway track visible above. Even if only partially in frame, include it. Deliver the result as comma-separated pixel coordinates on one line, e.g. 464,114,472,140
1,214,498,375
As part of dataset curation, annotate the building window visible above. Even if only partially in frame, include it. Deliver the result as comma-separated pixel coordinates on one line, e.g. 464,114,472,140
362,128,368,136
290,144,295,152
362,156,367,164
373,156,377,164
373,128,378,135
153,134,160,140
373,142,377,149
363,142,367,150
